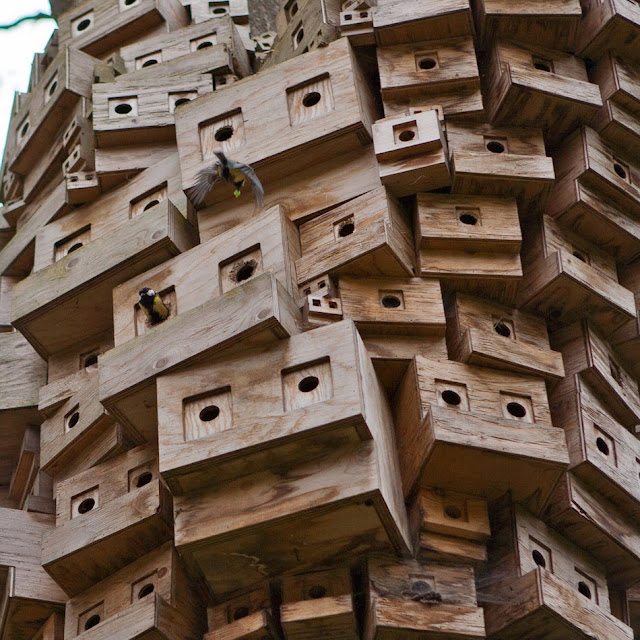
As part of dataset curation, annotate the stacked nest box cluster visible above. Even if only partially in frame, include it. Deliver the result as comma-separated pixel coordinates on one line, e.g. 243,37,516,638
0,0,640,638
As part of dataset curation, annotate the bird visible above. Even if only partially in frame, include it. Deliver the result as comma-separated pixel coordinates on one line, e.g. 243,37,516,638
138,288,169,325
188,150,264,208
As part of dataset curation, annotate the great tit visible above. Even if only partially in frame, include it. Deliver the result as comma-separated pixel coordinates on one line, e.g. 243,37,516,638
138,288,169,325
188,150,264,208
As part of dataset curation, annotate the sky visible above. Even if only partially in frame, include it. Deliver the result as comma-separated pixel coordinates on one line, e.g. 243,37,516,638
0,1,56,168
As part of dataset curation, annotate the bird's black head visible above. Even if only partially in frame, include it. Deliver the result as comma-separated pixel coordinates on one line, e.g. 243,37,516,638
139,287,156,301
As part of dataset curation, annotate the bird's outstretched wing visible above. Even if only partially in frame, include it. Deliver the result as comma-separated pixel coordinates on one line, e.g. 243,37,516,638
233,161,264,209
188,164,221,206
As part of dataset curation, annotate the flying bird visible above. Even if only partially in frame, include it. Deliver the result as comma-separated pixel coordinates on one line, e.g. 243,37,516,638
138,288,169,325
188,150,264,208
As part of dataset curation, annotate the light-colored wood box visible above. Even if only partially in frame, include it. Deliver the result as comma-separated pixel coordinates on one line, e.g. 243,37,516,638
187,0,250,25
393,357,568,513
0,275,17,331
445,292,565,380
156,320,398,493
338,275,445,336
28,613,64,640
377,36,482,119
3,425,39,511
7,48,98,177
481,499,633,640
0,509,66,640
550,372,640,523
46,330,113,385
545,472,640,590
372,109,450,196
518,215,636,335
63,542,206,639
42,445,173,596
413,487,490,565
280,567,358,640
99,272,302,435
577,0,640,65
112,204,299,347
340,5,375,47
0,332,46,413
447,121,555,204
481,40,602,147
470,0,582,52
119,16,250,76
592,97,640,161
57,0,189,58
296,187,414,287
11,199,197,359
65,171,100,205
206,583,280,640
174,436,410,597
175,38,377,208
552,126,640,216
551,320,640,429
372,0,474,46
610,260,640,379
590,51,640,116
415,193,522,304
364,555,485,639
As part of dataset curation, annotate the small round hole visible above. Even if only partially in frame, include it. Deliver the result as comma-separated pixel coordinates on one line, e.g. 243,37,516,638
125,0,137,5
212,7,227,13
114,103,133,115
486,141,505,153
572,251,587,262
381,295,402,309
548,309,562,320
84,354,98,367
197,41,214,49
441,390,461,406
67,242,83,253
85,615,100,630
534,62,551,72
199,405,220,422
398,130,416,142
68,412,80,428
296,28,305,43
138,583,154,598
174,98,191,107
143,199,160,211
214,125,234,142
308,585,327,599
338,222,355,237
578,581,592,599
233,606,249,620
235,263,255,282
418,57,437,70
77,18,92,32
20,122,29,137
291,2,298,15
494,322,511,338
459,213,477,225
532,550,546,568
506,402,526,418
302,91,321,107
78,498,95,514
70,176,79,182
136,471,153,487
445,505,462,519
596,437,610,456
613,163,627,179
48,81,58,96
298,376,319,393
142,59,158,67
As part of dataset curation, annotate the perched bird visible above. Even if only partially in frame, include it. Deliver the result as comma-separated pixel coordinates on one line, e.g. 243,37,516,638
138,287,169,325
188,150,264,208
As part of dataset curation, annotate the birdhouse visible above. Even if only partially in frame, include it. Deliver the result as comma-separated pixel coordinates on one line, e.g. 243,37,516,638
610,260,640,379
155,320,395,494
340,5,375,46
42,445,173,596
188,0,250,25
372,0,474,46
56,0,189,58
63,542,206,639
296,187,415,287
30,614,64,640
0,510,66,640
415,193,522,304
481,498,633,640
377,36,482,119
364,554,486,639
372,109,451,196
280,567,358,639
518,214,636,335
65,171,100,205
337,275,446,336
550,320,640,429
445,292,565,380
393,356,568,513
480,40,602,148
